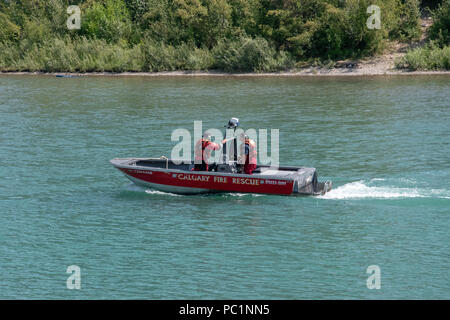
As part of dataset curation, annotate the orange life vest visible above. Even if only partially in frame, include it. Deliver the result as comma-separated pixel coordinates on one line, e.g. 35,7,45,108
243,139,257,165
194,139,220,163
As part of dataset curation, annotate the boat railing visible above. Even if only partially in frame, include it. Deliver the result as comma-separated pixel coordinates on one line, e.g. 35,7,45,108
144,156,169,169
160,156,169,169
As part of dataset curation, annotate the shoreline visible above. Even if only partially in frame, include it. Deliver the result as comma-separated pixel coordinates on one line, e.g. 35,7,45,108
1,69,450,77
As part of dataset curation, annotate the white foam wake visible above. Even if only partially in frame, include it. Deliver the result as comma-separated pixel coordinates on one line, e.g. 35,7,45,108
223,192,264,197
144,189,181,197
125,183,181,196
320,180,449,200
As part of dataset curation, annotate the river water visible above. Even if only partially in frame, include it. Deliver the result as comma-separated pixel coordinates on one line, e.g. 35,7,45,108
0,75,449,299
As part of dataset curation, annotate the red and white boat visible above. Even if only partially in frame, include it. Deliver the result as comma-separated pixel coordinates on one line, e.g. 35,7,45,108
110,157,332,196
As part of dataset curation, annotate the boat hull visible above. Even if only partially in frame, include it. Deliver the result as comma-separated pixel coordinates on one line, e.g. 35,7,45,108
118,167,294,195
111,158,332,196
126,174,211,194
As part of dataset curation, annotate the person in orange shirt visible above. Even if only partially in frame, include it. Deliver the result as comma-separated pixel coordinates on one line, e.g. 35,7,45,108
193,132,230,171
239,134,257,174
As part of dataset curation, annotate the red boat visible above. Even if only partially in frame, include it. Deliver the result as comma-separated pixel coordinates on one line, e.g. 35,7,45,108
110,157,332,196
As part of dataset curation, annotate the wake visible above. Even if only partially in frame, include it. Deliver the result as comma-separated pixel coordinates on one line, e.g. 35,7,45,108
124,181,450,200
125,184,263,197
320,180,450,200
124,183,181,197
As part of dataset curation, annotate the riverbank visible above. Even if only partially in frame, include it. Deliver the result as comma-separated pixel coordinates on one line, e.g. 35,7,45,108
2,1,449,75
2,40,449,77
5,17,448,78
3,37,450,77
2,69,450,77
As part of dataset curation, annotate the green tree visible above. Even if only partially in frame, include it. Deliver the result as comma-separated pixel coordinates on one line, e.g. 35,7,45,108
81,0,134,43
428,0,450,46
0,12,21,42
389,0,421,41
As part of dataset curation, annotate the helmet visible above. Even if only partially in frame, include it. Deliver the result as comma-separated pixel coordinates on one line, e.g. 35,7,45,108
240,133,249,141
226,118,240,129
202,132,211,140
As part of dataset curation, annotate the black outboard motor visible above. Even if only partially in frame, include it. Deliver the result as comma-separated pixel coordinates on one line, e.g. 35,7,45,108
226,117,240,129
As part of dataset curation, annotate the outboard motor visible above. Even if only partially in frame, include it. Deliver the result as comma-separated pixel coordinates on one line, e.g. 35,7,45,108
226,117,240,129
217,118,240,173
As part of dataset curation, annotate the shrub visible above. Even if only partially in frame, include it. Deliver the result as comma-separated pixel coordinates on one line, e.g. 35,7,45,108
140,40,178,72
0,12,21,42
343,0,386,56
0,36,148,72
213,36,293,72
172,43,215,70
139,40,214,72
388,0,421,41
396,43,450,70
21,18,53,45
0,42,20,71
81,0,133,43
428,0,450,46
125,0,151,21
305,0,386,59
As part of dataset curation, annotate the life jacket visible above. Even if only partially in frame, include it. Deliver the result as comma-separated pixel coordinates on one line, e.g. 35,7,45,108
194,139,212,163
244,139,257,165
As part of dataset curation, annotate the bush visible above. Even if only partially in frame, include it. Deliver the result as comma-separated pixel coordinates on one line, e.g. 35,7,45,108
213,36,293,72
307,4,347,58
0,12,20,42
301,1,387,59
428,0,450,46
140,40,214,71
21,18,53,45
71,37,145,72
396,43,450,70
388,0,421,41
257,0,420,60
0,42,20,71
343,0,386,56
81,0,134,43
0,36,147,72
140,40,178,72
125,0,151,22
172,43,215,70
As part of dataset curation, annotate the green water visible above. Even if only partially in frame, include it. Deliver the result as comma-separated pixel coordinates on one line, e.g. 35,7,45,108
0,75,449,299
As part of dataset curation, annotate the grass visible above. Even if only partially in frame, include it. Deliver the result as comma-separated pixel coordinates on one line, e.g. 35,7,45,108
0,35,294,73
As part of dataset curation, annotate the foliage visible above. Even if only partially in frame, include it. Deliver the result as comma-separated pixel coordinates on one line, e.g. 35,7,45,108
0,0,428,72
0,12,21,42
428,0,450,46
387,0,421,41
212,36,294,71
396,42,450,70
81,0,134,43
